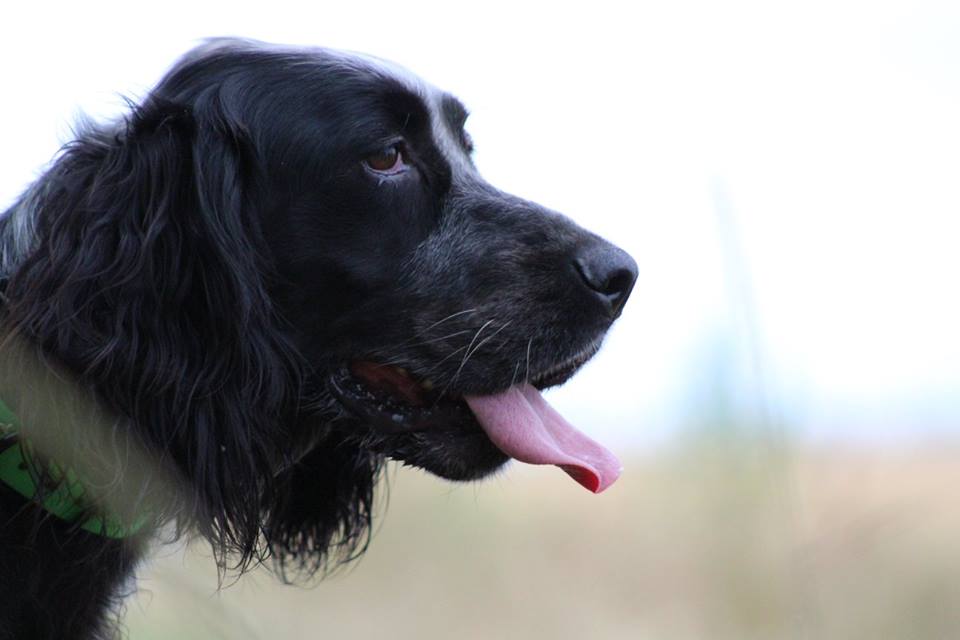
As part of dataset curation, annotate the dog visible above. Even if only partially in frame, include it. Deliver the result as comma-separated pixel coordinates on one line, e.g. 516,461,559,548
0,39,637,638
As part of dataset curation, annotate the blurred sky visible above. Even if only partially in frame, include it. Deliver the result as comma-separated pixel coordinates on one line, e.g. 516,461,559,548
1,0,957,450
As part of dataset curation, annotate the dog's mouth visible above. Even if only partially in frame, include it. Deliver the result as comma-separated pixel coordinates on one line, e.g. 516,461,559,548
328,344,621,493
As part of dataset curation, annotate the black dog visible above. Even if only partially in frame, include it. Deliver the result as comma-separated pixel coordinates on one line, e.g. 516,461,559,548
0,39,636,638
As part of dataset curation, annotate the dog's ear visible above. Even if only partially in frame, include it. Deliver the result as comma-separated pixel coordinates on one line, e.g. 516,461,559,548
264,442,383,579
4,94,298,565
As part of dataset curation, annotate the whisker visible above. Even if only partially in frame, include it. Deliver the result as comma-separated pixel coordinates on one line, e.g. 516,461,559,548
524,338,534,384
437,319,495,399
510,357,522,387
388,309,478,351
418,345,469,376
463,321,511,365
448,320,513,400
454,319,496,374
420,308,477,333
374,329,477,368
417,329,475,346
491,336,512,355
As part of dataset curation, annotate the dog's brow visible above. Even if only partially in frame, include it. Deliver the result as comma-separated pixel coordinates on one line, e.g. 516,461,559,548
440,95,470,130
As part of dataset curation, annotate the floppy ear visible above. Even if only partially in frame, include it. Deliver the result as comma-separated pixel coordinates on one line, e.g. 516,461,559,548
264,440,383,579
4,93,299,564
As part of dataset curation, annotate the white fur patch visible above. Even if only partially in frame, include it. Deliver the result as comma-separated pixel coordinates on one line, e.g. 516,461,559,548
346,49,477,176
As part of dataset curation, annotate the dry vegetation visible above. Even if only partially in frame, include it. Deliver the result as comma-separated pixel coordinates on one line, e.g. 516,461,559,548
124,442,960,640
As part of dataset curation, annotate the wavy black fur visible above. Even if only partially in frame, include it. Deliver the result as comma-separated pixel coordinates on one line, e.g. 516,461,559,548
0,39,636,638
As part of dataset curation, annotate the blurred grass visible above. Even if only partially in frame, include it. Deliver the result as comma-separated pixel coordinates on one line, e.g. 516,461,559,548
123,442,960,640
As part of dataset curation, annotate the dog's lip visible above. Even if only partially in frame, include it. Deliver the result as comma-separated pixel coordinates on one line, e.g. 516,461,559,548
330,340,600,422
329,342,620,493
326,341,602,435
327,365,477,434
527,339,603,390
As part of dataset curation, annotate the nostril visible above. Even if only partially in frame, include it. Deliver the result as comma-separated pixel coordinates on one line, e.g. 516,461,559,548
601,268,635,312
573,245,638,318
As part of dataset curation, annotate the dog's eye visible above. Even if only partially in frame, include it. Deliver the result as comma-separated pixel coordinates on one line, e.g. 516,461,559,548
364,144,406,175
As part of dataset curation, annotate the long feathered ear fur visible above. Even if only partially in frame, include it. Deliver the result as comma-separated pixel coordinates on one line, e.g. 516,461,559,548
1,87,379,573
265,441,383,579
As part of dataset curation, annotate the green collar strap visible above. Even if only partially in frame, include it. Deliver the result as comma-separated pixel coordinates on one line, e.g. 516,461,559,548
0,398,147,539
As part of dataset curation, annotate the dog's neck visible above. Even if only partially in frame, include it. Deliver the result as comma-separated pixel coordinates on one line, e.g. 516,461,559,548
0,395,148,539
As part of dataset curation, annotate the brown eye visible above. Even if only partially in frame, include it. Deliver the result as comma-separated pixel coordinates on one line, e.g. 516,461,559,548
364,144,406,174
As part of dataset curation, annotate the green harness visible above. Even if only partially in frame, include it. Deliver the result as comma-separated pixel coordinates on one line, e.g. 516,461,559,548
0,398,146,538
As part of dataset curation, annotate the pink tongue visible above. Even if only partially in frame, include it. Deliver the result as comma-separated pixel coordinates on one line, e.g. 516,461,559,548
464,383,622,493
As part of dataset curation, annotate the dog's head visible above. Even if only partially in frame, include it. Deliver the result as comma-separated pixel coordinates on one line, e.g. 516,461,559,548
1,39,636,571
170,41,637,489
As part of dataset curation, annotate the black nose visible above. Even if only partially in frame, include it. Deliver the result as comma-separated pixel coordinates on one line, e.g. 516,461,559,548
573,241,638,319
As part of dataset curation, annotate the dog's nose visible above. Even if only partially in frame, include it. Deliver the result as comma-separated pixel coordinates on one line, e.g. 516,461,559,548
573,241,638,319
